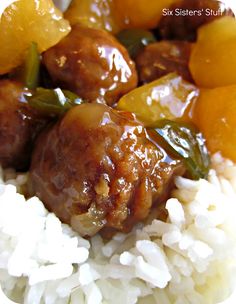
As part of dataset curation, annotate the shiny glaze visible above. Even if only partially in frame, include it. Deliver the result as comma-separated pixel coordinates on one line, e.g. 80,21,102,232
117,73,199,126
43,24,137,106
30,103,183,236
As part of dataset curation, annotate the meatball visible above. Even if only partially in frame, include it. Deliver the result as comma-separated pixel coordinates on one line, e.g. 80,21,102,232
135,41,193,84
30,103,183,236
0,80,47,170
158,0,234,41
42,24,138,106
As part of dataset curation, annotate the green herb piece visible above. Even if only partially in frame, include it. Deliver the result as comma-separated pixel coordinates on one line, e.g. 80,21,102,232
150,120,210,180
25,87,84,116
116,29,156,58
23,42,40,90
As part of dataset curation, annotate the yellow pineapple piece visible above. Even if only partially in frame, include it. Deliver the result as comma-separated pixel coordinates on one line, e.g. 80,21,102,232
193,85,236,162
113,0,176,30
0,0,71,75
65,0,119,33
189,16,236,88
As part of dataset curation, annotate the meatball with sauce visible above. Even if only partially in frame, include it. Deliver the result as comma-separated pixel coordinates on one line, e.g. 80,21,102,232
30,103,184,237
42,24,138,106
135,41,193,84
0,80,47,170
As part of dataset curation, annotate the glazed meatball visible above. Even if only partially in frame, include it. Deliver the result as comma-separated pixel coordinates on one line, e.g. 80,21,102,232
158,0,234,41
30,103,183,236
0,80,47,170
135,41,193,84
42,24,138,106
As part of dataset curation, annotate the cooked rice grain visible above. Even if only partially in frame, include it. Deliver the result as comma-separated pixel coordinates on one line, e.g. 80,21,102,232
0,154,236,304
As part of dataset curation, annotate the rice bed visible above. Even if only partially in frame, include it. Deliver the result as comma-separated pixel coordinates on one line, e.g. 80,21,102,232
0,154,236,304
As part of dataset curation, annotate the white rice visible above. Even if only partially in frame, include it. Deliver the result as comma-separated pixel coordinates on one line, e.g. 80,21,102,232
0,153,236,304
